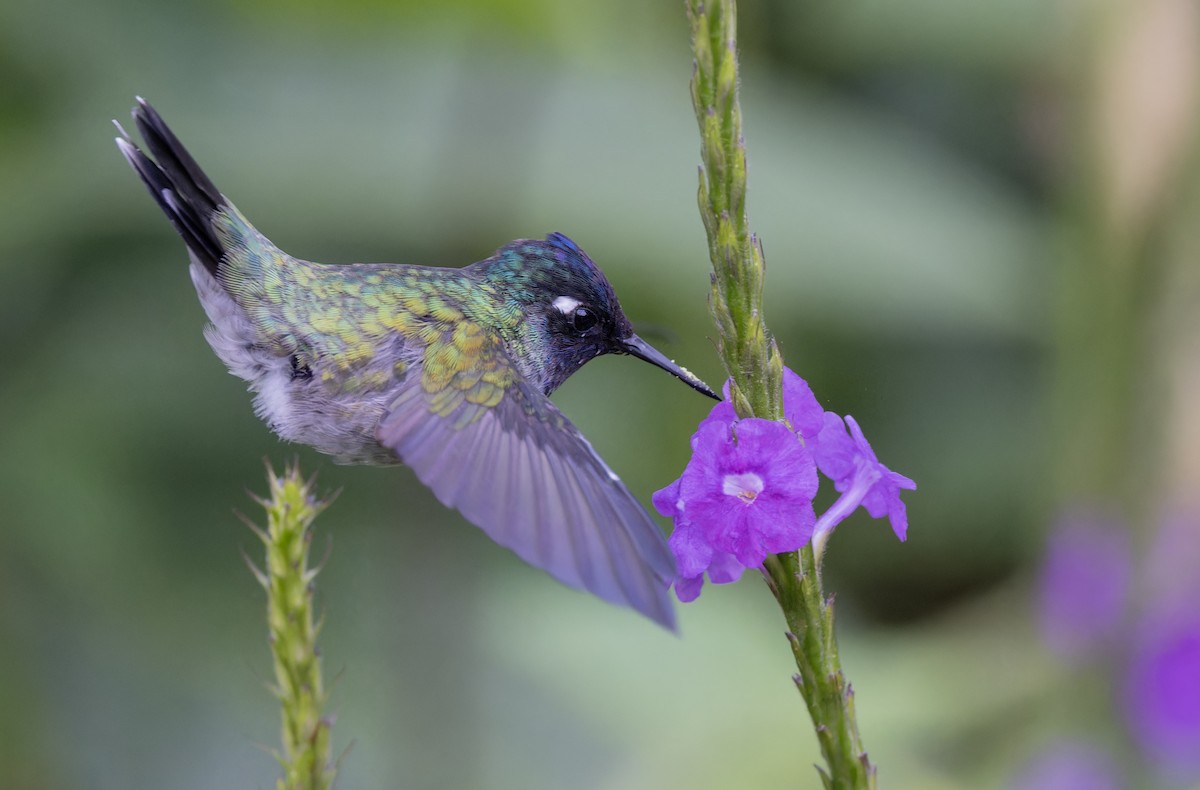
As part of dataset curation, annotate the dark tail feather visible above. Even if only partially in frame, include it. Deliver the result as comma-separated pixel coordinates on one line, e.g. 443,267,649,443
115,98,226,275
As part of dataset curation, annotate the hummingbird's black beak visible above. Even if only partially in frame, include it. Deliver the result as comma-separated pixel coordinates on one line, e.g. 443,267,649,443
620,334,720,400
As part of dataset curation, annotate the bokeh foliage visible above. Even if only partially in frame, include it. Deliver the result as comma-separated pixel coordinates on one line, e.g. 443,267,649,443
0,0,1195,788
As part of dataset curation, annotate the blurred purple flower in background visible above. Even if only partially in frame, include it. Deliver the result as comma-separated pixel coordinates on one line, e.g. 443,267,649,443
1008,740,1124,790
1124,596,1200,778
1038,509,1131,659
1142,506,1200,603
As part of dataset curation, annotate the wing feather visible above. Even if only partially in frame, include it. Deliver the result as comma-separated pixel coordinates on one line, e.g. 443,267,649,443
570,456,665,618
376,351,677,629
545,452,601,593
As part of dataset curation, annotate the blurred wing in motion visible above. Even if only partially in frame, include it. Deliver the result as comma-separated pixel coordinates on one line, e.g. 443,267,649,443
376,345,677,629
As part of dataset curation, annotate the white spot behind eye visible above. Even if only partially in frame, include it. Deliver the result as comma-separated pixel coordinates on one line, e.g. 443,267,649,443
553,296,581,314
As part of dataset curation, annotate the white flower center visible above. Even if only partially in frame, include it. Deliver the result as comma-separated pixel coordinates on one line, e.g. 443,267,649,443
722,472,765,503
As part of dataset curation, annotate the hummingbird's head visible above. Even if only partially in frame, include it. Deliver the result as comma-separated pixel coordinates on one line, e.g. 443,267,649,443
488,233,719,400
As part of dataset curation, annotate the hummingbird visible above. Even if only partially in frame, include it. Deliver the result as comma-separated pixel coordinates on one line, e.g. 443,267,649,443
114,98,717,629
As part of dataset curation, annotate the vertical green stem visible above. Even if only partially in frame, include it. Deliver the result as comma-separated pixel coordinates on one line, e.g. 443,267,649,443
248,462,337,790
685,2,874,787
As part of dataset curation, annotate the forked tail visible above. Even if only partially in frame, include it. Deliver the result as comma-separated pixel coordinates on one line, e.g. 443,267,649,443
114,98,228,276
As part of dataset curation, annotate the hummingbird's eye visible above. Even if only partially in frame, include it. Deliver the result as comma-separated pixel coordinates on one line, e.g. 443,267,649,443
571,306,597,333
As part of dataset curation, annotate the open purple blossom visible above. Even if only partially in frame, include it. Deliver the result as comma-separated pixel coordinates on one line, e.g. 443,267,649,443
1124,595,1200,778
652,479,747,602
812,412,915,541
656,366,913,600
1038,509,1131,659
655,417,817,600
782,366,824,441
681,418,817,568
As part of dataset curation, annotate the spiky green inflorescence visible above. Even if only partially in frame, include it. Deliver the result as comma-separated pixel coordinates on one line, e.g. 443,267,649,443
686,2,876,788
688,5,784,423
245,462,337,790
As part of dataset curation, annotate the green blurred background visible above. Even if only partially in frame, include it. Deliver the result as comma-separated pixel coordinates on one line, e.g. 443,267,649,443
1,0,1197,787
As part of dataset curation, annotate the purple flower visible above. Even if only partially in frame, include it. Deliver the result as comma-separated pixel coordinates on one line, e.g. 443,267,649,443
782,366,824,442
1008,741,1123,790
1038,509,1131,659
1143,506,1200,603
813,412,915,541
672,548,745,603
1124,596,1200,777
697,382,736,431
655,365,913,600
652,477,748,602
654,417,817,600
680,418,817,567
700,368,824,441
